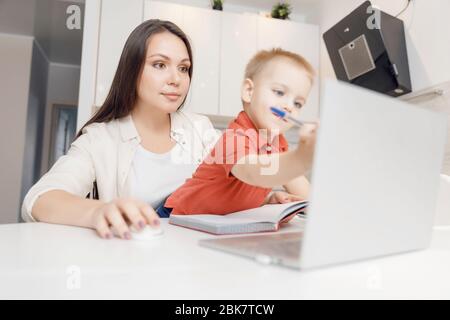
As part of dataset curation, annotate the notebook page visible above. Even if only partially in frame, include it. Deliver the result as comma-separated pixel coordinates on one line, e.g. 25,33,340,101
172,214,261,226
224,201,307,223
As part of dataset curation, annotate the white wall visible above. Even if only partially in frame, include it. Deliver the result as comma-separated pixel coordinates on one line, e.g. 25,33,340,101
317,0,450,92
77,0,100,131
41,63,81,175
0,0,35,36
0,33,33,224
404,82,450,175
0,0,83,223
316,0,450,175
20,40,49,220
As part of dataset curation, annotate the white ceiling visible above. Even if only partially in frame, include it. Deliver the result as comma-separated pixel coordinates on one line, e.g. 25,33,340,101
35,0,85,65
0,0,85,65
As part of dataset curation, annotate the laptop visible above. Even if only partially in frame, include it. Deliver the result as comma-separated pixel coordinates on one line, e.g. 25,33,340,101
199,80,448,270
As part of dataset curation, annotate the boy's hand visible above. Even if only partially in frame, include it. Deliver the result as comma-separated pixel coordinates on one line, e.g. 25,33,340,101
265,191,304,204
296,122,319,171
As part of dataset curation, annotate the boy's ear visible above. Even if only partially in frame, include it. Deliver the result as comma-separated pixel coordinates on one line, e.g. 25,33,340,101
241,78,254,104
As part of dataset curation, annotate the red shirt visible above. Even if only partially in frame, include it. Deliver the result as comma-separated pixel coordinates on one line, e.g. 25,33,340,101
165,111,289,215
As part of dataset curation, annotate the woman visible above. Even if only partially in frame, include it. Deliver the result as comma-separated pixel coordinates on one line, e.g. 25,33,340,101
22,20,220,240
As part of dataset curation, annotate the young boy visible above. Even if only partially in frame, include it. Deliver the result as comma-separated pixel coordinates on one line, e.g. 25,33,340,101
157,48,318,216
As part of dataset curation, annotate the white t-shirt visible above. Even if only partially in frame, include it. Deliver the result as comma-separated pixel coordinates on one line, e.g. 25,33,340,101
129,144,198,209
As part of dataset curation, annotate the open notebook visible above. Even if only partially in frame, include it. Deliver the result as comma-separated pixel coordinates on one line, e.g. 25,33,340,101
169,201,308,235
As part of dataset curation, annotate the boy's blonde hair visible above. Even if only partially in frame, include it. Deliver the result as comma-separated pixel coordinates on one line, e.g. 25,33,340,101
244,48,315,83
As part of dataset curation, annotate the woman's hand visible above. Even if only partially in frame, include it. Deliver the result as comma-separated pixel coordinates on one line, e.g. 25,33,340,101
90,198,160,240
265,191,304,205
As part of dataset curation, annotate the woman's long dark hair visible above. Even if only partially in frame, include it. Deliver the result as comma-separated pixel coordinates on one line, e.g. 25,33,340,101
76,19,193,138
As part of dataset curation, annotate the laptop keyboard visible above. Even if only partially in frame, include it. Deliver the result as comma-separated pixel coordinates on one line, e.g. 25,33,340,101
205,232,303,260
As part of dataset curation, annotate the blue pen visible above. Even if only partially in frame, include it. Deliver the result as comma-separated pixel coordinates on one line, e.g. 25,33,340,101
270,107,312,128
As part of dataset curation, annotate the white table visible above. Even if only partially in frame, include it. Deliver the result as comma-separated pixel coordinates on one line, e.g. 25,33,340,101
1,219,450,299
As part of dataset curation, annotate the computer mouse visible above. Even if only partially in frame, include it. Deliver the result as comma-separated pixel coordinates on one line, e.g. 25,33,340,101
129,225,164,241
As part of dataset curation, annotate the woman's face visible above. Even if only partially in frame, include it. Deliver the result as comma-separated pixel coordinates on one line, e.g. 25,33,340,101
136,31,191,113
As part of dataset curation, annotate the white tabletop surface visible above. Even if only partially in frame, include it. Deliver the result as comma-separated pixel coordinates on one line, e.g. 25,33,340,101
1,218,450,299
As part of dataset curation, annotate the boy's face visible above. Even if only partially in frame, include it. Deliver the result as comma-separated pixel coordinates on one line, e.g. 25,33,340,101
242,57,312,135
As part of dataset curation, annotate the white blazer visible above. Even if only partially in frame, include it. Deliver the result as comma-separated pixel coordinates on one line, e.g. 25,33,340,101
21,111,221,222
